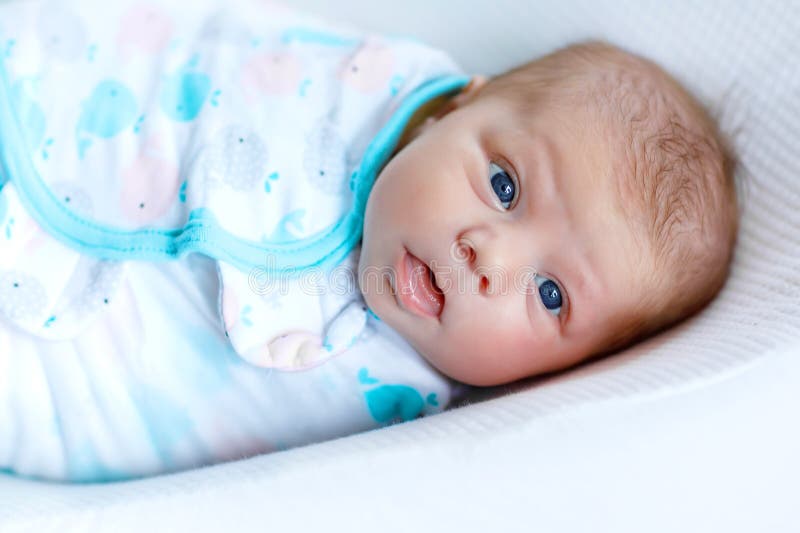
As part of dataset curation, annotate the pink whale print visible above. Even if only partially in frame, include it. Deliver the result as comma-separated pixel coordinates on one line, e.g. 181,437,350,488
339,38,395,92
117,4,174,62
21,225,49,257
241,51,303,103
120,135,180,225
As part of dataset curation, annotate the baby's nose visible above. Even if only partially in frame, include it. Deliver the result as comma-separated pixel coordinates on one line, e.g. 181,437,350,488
451,234,512,297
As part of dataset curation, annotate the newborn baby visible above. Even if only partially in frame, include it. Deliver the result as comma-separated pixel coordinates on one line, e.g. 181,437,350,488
0,0,737,481
360,42,739,386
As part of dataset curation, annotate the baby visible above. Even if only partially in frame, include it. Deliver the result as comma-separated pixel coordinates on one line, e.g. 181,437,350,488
359,41,738,386
0,0,738,481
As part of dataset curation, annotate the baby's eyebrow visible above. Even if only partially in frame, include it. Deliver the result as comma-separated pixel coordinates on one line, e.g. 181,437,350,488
520,137,561,219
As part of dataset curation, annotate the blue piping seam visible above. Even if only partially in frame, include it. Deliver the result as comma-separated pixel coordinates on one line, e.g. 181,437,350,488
0,50,469,275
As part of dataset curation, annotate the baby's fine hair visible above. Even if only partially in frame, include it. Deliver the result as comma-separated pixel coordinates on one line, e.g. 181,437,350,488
477,40,739,354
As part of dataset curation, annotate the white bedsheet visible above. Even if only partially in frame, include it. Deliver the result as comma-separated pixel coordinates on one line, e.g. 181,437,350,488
2,0,799,530
3,343,798,532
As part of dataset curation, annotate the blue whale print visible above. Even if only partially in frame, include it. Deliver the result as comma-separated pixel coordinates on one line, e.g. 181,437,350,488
76,80,138,158
365,384,425,423
79,80,138,138
160,68,212,122
10,81,46,152
359,368,438,425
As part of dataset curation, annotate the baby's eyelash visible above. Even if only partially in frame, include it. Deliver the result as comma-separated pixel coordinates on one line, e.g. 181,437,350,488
548,275,570,324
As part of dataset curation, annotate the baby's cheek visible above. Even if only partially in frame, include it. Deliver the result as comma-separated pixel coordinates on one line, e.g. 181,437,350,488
438,320,538,386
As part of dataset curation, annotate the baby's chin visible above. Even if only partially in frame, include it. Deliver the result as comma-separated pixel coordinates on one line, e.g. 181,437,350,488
408,343,506,387
423,339,596,387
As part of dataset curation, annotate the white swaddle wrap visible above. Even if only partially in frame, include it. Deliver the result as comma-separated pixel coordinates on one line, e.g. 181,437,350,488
0,0,471,481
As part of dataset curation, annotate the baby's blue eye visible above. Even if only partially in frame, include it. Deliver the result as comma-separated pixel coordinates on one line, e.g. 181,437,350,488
489,162,517,210
535,274,562,316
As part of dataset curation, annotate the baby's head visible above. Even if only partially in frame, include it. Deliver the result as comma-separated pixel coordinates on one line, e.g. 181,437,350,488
358,41,738,386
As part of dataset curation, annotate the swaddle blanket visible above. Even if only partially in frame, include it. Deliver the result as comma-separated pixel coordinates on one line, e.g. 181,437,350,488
0,0,470,481
0,0,468,367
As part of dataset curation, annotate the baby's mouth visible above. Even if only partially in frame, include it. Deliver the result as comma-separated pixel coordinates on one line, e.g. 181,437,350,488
398,250,444,319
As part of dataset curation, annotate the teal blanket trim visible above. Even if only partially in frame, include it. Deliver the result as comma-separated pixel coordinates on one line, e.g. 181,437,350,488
0,52,469,275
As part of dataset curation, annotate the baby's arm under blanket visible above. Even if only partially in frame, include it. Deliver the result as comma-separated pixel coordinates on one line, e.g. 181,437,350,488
0,255,461,482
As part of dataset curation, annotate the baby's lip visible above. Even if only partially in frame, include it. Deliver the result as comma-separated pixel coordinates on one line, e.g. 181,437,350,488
395,248,445,320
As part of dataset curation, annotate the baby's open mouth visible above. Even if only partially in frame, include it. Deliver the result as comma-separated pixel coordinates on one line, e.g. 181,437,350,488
398,250,444,319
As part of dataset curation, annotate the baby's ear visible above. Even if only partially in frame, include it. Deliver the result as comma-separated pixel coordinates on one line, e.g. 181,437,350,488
431,75,488,120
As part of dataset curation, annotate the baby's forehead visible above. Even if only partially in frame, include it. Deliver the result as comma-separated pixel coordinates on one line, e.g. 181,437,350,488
502,103,651,284
470,67,689,240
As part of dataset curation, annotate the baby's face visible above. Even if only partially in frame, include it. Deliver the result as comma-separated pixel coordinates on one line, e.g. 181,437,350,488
358,79,645,386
